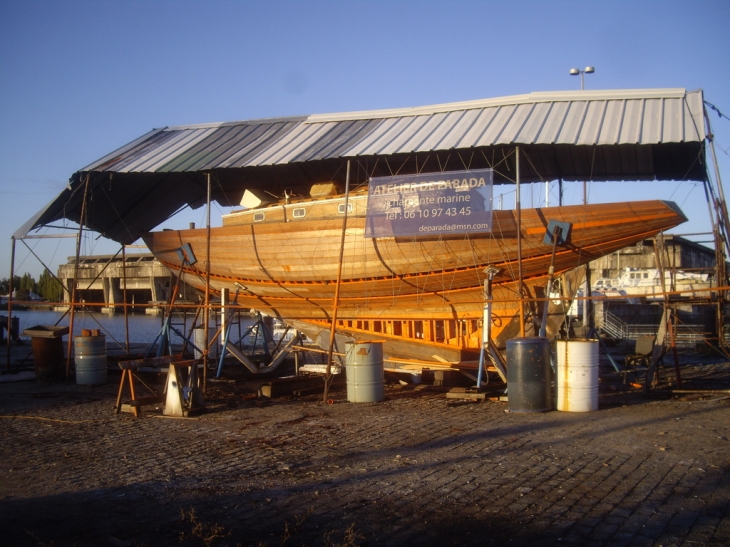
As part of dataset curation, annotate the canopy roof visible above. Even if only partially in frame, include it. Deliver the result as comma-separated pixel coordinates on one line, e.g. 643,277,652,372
18,88,708,244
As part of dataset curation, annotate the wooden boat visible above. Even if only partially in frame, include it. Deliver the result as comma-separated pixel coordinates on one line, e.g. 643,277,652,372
142,190,686,362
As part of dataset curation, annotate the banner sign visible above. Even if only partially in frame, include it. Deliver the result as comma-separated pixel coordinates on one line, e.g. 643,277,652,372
365,168,493,238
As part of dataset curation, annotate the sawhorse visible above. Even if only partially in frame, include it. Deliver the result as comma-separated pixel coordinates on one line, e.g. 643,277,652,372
115,354,197,417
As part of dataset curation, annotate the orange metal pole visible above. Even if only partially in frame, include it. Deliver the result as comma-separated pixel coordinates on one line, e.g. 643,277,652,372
324,160,350,402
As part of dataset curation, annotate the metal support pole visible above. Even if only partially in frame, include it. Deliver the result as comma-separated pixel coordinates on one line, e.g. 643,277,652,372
583,264,592,329
324,160,351,402
66,174,90,380
477,267,500,389
220,287,228,348
705,109,730,260
204,173,212,392
122,245,129,354
6,236,15,371
539,225,561,337
559,178,563,206
581,176,591,328
515,147,525,337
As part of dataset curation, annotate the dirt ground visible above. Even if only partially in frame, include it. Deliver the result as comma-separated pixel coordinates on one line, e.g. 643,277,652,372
0,346,729,547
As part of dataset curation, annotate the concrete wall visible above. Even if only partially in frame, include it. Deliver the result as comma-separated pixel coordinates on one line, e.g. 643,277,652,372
57,253,200,309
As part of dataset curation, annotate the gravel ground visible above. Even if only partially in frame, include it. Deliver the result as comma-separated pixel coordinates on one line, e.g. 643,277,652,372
1,352,729,547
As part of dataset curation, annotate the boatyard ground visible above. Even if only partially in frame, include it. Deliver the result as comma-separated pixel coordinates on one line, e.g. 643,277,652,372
1,349,729,547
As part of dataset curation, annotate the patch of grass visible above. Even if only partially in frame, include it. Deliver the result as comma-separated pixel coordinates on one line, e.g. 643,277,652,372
254,508,315,547
179,507,237,547
323,523,364,547
178,506,363,547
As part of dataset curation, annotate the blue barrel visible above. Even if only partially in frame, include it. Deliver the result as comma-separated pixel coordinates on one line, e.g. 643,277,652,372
74,335,108,385
506,337,552,412
345,341,385,403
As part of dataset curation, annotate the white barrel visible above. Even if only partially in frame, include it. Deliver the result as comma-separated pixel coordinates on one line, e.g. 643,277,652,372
345,341,384,403
556,339,599,412
74,335,108,385
194,325,208,359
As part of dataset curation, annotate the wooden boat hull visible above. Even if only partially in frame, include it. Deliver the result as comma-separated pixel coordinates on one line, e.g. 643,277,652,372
143,199,686,361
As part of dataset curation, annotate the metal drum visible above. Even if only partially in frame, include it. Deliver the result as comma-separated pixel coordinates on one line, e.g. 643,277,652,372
194,324,208,359
556,339,599,412
506,337,552,412
345,341,385,403
74,334,108,385
31,336,65,382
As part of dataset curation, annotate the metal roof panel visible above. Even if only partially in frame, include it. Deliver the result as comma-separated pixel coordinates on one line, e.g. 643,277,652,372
576,101,609,145
255,122,338,165
476,105,519,146
414,110,468,150
122,128,218,172
357,117,421,156
340,117,398,156
158,124,258,172
495,103,537,145
221,121,301,168
596,100,625,145
536,101,571,144
401,112,451,152
516,101,553,144
297,119,379,161
556,101,589,144
378,116,431,155
449,108,499,149
436,109,483,149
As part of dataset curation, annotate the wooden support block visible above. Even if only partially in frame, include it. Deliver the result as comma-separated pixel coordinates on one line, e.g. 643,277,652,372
259,375,345,398
445,391,486,400
129,395,165,407
384,370,421,384
434,370,470,387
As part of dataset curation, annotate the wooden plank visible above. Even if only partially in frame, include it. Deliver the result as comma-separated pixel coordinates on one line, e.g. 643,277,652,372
119,354,184,369
262,375,347,397
446,392,486,400
129,395,165,407
259,376,326,398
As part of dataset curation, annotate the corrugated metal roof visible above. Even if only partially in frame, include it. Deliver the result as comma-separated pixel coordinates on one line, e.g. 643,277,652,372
80,88,705,173
20,88,709,244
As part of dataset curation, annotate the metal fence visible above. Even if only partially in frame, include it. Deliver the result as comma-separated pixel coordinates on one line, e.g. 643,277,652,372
598,309,712,347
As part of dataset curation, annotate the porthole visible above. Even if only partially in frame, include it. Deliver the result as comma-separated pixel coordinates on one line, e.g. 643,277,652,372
337,202,353,214
253,212,265,222
293,207,306,218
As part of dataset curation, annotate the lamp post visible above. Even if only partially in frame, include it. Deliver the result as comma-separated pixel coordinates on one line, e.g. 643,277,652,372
569,66,594,90
569,66,595,330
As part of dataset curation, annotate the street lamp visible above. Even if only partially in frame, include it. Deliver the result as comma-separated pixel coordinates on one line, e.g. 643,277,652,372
570,66,595,328
569,66,595,90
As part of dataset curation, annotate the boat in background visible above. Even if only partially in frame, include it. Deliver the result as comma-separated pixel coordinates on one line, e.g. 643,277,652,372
142,190,687,363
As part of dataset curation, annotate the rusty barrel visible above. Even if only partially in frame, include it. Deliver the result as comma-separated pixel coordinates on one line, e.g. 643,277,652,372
345,341,385,403
30,336,65,382
506,337,552,412
556,339,599,412
74,334,108,385
24,325,68,383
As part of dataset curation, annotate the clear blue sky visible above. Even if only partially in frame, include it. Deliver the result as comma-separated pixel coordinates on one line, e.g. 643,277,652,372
1,0,729,279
